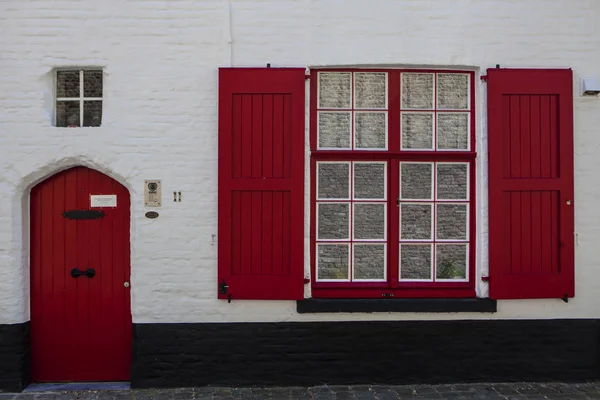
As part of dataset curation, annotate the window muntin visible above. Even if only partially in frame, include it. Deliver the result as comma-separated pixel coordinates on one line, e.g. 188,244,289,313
56,69,103,127
311,69,475,298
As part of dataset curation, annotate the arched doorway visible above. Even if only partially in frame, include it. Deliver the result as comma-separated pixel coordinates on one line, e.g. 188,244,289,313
30,166,131,382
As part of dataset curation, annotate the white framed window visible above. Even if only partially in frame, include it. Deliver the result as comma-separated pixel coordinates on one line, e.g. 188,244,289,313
55,69,103,127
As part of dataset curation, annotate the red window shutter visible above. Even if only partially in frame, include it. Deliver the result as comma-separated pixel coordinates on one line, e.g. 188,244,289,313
487,68,574,300
218,68,305,300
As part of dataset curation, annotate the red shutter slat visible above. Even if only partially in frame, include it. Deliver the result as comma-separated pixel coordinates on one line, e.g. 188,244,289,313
488,68,574,300
218,68,305,300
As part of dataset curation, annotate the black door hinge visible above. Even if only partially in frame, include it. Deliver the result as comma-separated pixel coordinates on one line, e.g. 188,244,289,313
219,279,232,303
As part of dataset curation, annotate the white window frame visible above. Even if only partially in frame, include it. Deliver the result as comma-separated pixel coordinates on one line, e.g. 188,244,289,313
55,69,103,127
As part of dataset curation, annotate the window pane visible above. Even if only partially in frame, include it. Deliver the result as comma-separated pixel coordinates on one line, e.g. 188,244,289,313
353,244,385,280
400,204,432,240
83,70,103,97
355,112,386,149
318,112,351,148
437,164,468,200
317,203,349,240
401,113,433,149
354,163,385,199
354,203,385,240
318,72,351,108
437,73,469,110
83,101,102,127
318,163,349,199
318,244,349,280
437,113,469,149
401,163,432,200
401,73,433,109
56,71,80,98
436,204,467,240
56,101,80,127
400,244,432,280
436,244,467,279
355,73,386,109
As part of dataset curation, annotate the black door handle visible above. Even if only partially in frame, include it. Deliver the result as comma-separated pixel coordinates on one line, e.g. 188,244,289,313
70,268,96,278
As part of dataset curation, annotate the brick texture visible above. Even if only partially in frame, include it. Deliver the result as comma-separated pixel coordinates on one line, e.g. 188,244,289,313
0,323,30,392
131,320,600,388
0,0,599,326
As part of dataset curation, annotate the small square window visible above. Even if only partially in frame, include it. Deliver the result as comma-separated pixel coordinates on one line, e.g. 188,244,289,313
55,69,103,127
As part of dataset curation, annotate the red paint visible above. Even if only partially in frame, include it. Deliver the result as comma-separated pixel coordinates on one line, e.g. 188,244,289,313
30,166,131,382
310,69,476,298
218,68,305,300
488,68,574,299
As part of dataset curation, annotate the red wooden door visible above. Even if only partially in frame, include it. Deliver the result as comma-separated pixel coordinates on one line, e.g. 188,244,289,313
487,69,574,299
30,167,131,382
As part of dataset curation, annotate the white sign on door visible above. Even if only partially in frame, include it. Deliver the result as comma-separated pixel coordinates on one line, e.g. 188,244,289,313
90,194,117,208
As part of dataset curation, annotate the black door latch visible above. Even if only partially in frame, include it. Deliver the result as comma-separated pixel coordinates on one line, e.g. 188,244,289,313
71,268,96,278
219,279,232,303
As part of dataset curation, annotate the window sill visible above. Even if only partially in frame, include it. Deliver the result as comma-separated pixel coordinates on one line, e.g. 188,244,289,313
296,298,497,314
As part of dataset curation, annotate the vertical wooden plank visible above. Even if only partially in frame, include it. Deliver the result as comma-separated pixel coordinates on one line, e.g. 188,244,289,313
63,168,78,379
39,179,56,374
502,95,511,178
551,190,559,273
231,191,241,274
510,192,521,274
272,95,284,178
502,191,512,275
75,168,90,377
530,191,542,273
540,191,552,274
262,94,274,178
530,96,541,178
540,95,551,178
232,95,242,178
283,94,292,178
520,191,532,273
51,172,66,378
272,191,283,275
520,95,531,178
251,191,262,274
388,161,398,287
261,191,273,275
241,95,253,178
281,191,291,275
252,94,263,178
509,96,521,178
240,191,252,275
549,95,559,178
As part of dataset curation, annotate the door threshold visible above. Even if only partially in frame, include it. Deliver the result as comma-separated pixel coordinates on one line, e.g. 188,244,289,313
24,382,130,392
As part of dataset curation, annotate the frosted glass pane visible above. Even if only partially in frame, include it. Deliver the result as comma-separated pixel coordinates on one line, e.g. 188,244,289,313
401,113,433,149
355,112,386,149
318,112,351,148
400,244,432,280
401,204,432,240
437,113,469,149
318,203,349,240
436,244,467,279
437,204,468,240
354,204,385,239
318,163,349,199
401,73,433,109
437,74,469,109
437,164,468,200
401,163,432,200
318,245,349,280
354,163,385,199
353,245,385,280
319,72,351,108
355,73,386,109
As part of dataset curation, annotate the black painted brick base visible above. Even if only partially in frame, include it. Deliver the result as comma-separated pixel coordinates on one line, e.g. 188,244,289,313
0,322,30,392
131,319,600,389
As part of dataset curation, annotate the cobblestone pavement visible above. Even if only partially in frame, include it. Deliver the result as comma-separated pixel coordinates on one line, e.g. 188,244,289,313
2,382,600,400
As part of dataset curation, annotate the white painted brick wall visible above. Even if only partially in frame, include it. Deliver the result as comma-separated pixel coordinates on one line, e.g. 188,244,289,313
1,0,599,324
